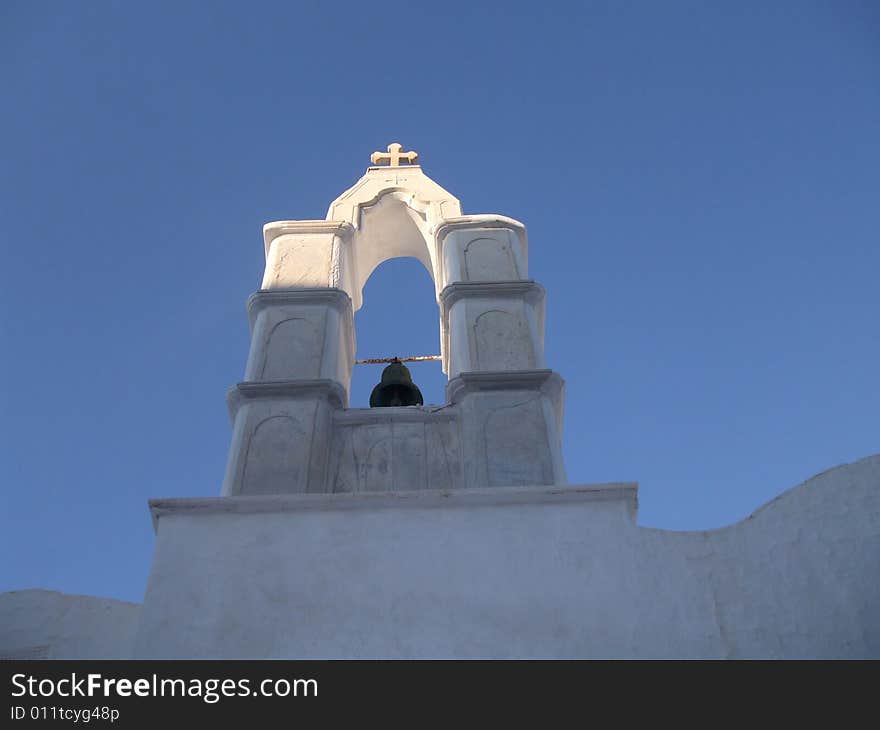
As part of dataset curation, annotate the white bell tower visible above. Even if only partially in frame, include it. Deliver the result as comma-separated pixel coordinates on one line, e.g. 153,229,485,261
127,145,878,661
220,142,566,496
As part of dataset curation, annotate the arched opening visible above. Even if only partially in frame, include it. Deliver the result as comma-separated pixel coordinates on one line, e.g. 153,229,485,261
349,192,439,311
349,257,446,408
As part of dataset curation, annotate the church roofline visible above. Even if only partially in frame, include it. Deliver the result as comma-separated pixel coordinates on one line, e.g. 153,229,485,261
148,482,639,533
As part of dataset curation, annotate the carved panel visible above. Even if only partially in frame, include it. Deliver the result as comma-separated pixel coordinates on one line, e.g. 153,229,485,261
329,414,462,493
425,421,459,490
473,310,534,371
463,236,516,281
261,317,322,380
330,424,392,493
354,425,392,492
393,422,426,491
484,397,552,487
327,428,356,493
241,415,309,495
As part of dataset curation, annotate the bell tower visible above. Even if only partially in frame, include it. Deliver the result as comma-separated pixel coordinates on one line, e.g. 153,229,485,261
220,143,566,496
128,142,877,662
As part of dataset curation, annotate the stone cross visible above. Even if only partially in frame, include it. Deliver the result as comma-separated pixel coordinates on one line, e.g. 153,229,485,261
371,142,419,167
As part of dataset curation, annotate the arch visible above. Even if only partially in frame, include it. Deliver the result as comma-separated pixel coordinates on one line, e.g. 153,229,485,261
331,187,534,381
348,192,439,312
349,257,446,407
325,166,462,313
259,167,532,388
338,193,531,309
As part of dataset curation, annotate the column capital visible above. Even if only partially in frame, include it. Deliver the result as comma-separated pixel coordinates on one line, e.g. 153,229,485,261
446,369,564,405
433,214,526,242
438,280,545,312
262,220,353,257
246,288,353,331
226,379,346,421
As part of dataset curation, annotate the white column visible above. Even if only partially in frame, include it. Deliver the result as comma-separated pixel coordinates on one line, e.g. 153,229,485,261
439,281,546,379
220,222,356,496
436,219,566,487
448,371,566,488
244,289,354,390
221,381,345,496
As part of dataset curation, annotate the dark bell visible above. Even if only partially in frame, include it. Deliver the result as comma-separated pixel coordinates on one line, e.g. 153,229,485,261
369,358,424,407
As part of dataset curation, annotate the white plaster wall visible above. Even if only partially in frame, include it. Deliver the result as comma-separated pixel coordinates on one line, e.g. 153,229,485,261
434,216,529,291
245,307,327,381
441,283,546,378
261,222,356,297
328,407,464,493
243,290,355,392
0,590,139,659
449,371,566,488
134,454,880,659
440,227,525,284
221,392,338,496
261,233,334,290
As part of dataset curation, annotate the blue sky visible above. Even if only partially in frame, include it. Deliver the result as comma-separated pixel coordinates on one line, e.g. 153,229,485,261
1,1,877,604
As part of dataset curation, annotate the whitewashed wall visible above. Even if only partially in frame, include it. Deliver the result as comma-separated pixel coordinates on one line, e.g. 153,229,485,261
3,456,876,659
0,590,140,659
132,454,879,659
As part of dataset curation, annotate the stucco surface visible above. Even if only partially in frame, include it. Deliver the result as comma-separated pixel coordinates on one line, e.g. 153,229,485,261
0,589,140,659
131,454,879,659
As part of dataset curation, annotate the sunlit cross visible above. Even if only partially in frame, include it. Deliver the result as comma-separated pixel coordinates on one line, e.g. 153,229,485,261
370,142,419,167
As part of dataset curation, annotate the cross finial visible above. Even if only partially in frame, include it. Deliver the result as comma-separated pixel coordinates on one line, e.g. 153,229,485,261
371,142,419,167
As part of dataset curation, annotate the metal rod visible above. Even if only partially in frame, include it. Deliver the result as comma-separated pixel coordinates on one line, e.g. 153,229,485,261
354,355,441,364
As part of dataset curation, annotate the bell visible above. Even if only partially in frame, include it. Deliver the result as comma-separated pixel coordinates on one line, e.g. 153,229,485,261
369,358,424,407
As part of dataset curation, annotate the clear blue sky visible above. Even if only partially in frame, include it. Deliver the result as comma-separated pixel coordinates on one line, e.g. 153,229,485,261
1,1,877,604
